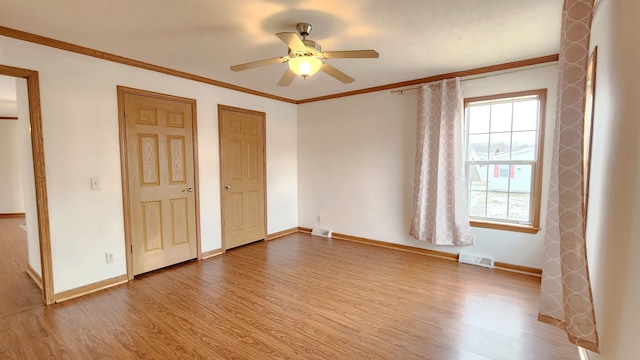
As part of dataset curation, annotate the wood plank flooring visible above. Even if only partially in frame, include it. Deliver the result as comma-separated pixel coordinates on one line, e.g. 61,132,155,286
0,217,43,317
0,233,577,359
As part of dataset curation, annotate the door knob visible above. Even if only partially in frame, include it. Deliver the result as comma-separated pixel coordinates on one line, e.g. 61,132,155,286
182,186,194,192
224,185,231,189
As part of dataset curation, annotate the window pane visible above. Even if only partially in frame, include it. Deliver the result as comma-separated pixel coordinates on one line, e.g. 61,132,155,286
467,164,487,191
512,100,539,131
508,164,532,193
468,134,489,160
499,165,510,177
488,164,509,192
490,103,512,132
489,132,511,160
469,163,488,190
486,191,508,219
468,105,490,134
508,163,533,222
508,192,531,222
511,131,537,160
469,191,487,217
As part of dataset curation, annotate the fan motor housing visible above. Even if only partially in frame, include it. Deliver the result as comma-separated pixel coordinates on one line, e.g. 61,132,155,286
290,39,321,58
302,39,321,53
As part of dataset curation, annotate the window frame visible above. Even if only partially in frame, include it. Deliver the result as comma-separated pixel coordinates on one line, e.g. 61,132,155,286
463,89,547,234
583,47,597,222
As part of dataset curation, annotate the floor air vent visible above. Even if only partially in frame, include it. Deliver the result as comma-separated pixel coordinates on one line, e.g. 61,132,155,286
311,227,332,238
459,251,494,269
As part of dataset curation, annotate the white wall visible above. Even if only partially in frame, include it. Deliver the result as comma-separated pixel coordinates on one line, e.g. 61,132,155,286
583,0,640,358
0,75,24,214
298,65,557,268
0,35,298,293
0,119,25,213
0,100,16,115
0,74,17,116
16,77,41,275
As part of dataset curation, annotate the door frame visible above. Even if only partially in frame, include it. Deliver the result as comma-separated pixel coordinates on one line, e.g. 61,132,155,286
217,104,268,250
117,86,202,279
0,65,54,305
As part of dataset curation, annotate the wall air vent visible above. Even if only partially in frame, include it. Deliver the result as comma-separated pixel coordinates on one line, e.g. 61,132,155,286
459,251,494,269
311,227,332,238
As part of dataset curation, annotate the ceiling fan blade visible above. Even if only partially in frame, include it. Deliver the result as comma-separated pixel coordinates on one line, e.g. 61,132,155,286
322,50,379,59
277,68,296,87
321,63,355,84
230,57,286,72
276,32,307,52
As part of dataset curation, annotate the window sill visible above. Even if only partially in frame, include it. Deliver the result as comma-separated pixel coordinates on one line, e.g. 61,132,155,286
470,220,540,234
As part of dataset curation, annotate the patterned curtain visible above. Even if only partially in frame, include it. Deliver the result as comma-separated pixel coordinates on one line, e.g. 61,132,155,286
409,79,474,246
538,0,599,353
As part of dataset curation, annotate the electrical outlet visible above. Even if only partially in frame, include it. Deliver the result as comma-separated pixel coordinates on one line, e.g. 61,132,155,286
316,214,322,222
105,252,114,264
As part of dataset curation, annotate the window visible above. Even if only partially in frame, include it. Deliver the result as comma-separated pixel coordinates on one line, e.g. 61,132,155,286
464,89,546,233
583,47,597,220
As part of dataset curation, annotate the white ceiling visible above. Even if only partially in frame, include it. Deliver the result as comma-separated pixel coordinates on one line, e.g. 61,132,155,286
0,0,562,101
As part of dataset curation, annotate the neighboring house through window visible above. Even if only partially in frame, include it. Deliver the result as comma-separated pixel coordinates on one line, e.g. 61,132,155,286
464,89,547,233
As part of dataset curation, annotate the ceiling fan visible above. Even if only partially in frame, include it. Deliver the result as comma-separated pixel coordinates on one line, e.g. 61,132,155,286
230,23,379,86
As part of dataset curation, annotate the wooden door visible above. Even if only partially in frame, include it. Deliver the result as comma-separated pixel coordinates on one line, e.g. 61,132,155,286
120,88,198,275
218,105,266,249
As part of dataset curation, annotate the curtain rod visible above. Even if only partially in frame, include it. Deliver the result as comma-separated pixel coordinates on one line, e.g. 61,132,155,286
390,62,557,94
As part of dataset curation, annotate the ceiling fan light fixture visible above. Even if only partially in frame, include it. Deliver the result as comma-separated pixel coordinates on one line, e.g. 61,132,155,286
288,56,322,78
230,23,378,86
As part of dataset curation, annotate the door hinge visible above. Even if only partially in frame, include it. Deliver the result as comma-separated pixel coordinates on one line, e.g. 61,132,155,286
124,109,127,119
130,244,133,253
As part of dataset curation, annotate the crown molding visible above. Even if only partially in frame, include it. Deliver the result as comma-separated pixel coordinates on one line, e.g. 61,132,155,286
0,26,297,104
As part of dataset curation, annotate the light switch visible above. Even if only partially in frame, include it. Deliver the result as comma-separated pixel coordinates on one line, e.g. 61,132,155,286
91,177,100,190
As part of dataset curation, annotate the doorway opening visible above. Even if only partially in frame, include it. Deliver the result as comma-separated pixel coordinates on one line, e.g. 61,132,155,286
0,65,53,305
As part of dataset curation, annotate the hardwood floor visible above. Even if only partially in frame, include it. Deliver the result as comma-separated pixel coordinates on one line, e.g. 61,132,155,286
0,233,577,359
0,217,43,318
